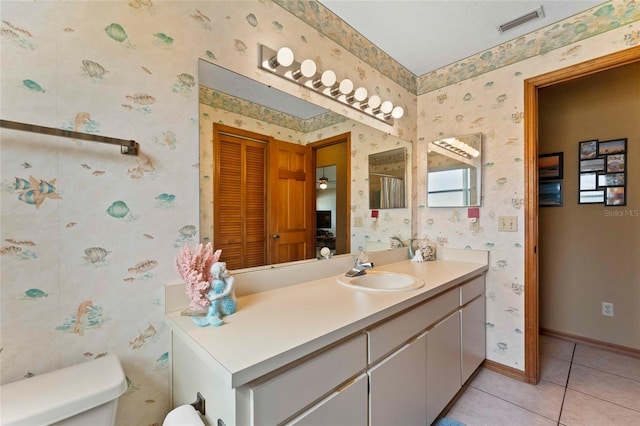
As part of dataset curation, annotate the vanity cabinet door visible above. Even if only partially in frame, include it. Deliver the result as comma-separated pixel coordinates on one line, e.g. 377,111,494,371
426,311,461,425
369,333,427,426
249,334,366,426
287,373,368,426
368,287,458,364
461,294,486,383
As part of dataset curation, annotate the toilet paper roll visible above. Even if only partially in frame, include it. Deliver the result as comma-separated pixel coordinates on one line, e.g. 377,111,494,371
163,405,205,426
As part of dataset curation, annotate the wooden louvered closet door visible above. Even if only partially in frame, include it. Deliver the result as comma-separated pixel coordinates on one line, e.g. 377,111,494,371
214,128,266,270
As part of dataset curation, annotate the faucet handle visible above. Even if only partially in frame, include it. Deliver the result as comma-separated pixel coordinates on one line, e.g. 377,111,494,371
357,251,369,264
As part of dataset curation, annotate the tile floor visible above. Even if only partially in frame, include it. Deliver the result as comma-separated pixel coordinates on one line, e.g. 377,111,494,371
443,335,640,425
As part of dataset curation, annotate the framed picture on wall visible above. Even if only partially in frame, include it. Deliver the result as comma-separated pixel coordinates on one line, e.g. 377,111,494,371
577,137,628,206
606,187,626,206
598,173,625,186
598,138,626,156
579,158,605,172
579,140,598,159
539,152,563,180
606,154,625,173
579,190,605,204
579,172,597,190
539,180,562,207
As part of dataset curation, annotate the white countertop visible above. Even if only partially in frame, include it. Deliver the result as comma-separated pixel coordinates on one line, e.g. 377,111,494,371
164,256,488,388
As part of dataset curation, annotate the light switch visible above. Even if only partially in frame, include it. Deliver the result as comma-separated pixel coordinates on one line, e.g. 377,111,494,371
498,216,517,232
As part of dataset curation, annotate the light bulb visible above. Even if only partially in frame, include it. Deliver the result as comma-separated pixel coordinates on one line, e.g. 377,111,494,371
354,87,368,102
312,70,336,88
339,79,353,95
363,95,381,111
347,87,367,104
268,47,294,68
391,106,404,119
292,59,317,80
319,177,328,190
380,101,393,114
277,47,294,67
331,78,353,97
369,96,384,113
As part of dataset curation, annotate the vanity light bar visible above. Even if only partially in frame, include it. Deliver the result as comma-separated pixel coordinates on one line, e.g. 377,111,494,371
433,138,480,159
259,45,404,124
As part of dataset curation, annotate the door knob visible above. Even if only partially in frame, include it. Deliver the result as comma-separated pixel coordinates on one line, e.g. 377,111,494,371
272,234,280,240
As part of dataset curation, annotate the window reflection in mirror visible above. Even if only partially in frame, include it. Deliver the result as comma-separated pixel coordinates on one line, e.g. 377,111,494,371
427,133,482,207
368,148,407,209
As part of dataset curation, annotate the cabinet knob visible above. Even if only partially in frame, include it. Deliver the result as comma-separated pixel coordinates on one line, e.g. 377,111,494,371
272,234,280,240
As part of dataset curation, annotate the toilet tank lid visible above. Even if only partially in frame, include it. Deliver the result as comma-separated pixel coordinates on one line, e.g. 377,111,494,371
0,355,127,426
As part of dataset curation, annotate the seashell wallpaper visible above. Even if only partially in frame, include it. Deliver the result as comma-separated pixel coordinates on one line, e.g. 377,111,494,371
1,0,637,424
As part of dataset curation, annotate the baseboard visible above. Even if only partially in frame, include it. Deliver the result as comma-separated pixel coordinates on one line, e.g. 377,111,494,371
483,359,528,382
540,328,640,359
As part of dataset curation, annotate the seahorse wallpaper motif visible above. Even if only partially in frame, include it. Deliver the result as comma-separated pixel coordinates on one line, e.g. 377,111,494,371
0,1,637,424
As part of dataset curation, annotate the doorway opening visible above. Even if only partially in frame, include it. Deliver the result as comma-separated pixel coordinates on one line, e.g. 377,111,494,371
523,45,640,384
310,133,351,258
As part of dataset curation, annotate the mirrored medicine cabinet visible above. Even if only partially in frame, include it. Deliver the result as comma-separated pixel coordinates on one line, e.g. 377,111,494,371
427,133,482,207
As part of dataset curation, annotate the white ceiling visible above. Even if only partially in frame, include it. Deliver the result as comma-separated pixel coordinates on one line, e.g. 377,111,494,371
317,0,605,76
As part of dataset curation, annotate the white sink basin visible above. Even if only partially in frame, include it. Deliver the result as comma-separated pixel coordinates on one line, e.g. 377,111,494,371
337,270,424,292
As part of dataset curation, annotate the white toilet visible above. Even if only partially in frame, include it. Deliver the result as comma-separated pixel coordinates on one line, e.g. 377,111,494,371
0,355,127,426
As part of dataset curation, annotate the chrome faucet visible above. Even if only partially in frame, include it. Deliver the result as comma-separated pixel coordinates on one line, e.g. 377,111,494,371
390,236,404,248
345,255,374,277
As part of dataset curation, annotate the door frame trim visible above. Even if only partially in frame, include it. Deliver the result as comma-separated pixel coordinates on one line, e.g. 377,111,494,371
524,45,640,384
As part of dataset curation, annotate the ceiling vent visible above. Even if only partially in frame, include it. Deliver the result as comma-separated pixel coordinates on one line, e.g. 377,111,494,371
497,6,545,33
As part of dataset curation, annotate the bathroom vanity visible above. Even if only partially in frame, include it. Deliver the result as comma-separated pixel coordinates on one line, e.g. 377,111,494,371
164,248,488,426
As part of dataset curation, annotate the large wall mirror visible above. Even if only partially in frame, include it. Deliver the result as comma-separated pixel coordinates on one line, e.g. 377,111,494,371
198,59,412,269
369,148,407,209
427,132,482,207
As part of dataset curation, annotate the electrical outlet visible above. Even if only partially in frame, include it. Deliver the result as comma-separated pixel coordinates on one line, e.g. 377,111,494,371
498,216,517,232
602,302,614,317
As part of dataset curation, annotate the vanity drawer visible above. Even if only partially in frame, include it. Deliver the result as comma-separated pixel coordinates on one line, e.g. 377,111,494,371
460,275,485,306
368,287,459,364
250,333,367,426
